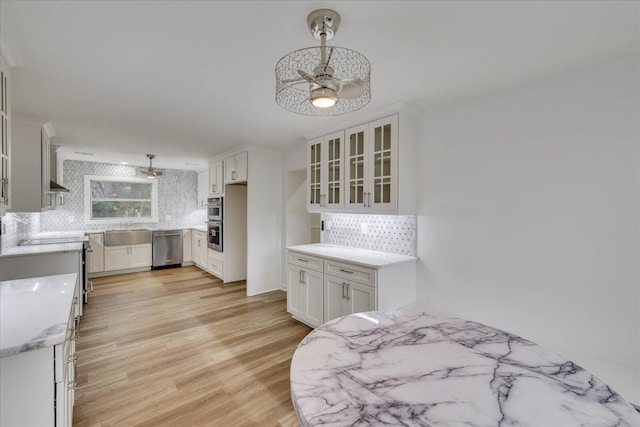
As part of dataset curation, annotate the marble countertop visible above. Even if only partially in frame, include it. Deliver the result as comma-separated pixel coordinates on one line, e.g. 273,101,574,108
0,273,77,358
0,242,84,258
290,311,640,426
287,244,416,268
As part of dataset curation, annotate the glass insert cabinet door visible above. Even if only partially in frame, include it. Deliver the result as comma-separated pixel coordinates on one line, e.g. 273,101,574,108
307,131,344,210
345,115,398,211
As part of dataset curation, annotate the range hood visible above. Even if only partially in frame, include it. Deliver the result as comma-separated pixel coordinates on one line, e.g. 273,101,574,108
49,144,70,193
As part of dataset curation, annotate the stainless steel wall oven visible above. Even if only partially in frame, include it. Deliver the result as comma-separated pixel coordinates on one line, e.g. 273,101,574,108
208,220,223,252
207,197,223,221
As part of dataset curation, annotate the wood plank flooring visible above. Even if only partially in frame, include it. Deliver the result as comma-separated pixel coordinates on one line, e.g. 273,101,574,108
74,266,310,426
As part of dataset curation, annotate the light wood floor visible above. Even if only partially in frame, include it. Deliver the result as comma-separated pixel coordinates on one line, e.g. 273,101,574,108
73,266,311,426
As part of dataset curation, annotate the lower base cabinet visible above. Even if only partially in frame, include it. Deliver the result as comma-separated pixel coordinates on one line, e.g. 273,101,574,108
192,230,207,269
287,249,415,328
207,249,224,278
324,276,375,322
287,263,324,327
0,299,77,426
104,244,151,271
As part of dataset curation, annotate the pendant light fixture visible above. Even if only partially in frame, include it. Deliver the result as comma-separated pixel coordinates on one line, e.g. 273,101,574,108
275,9,371,116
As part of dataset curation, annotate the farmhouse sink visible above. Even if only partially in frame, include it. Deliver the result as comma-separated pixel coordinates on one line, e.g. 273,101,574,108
104,229,152,246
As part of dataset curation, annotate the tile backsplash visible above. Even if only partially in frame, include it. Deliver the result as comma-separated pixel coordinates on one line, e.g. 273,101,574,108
322,213,416,256
40,160,206,232
0,213,40,253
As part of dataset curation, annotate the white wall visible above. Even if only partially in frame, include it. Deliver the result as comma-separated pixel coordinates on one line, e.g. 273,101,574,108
246,147,284,296
416,53,639,404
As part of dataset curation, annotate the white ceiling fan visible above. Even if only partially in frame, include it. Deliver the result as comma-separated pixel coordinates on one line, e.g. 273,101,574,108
139,154,164,178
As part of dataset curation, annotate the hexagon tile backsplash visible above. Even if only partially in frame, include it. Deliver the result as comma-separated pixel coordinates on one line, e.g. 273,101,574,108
322,213,416,256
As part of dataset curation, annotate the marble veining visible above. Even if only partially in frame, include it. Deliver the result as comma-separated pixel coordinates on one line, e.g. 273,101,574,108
0,273,77,358
287,244,416,268
290,311,640,426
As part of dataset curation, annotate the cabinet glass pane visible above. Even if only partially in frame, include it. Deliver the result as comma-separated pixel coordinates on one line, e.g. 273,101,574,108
374,127,381,152
383,124,391,150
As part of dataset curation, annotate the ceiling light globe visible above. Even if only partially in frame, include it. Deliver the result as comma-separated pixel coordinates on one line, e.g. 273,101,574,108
310,88,338,109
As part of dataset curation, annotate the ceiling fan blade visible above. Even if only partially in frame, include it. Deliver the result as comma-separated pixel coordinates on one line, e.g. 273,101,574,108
298,69,323,86
281,77,306,85
336,78,365,99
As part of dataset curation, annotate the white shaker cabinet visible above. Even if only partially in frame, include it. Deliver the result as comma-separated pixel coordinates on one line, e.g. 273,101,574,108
209,160,224,195
307,131,344,212
87,233,105,273
197,169,209,208
287,245,416,327
192,230,207,269
182,229,192,263
345,115,398,212
286,252,324,328
207,248,223,278
224,151,247,184
104,244,151,271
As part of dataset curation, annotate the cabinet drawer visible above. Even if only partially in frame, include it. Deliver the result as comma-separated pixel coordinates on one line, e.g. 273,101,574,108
208,251,223,277
287,251,323,272
325,261,376,286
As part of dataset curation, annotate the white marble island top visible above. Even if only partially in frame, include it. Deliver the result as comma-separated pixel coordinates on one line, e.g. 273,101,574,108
0,273,77,358
287,244,416,268
290,311,640,426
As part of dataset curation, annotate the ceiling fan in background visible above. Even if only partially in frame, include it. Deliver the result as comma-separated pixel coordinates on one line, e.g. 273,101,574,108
139,154,164,178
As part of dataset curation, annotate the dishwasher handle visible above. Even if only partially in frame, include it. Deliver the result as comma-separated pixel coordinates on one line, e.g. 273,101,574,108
153,231,182,237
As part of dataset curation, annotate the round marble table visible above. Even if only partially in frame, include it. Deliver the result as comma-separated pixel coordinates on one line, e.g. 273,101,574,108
290,311,639,426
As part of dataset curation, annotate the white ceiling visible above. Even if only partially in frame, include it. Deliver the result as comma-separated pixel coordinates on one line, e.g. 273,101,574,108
1,1,638,170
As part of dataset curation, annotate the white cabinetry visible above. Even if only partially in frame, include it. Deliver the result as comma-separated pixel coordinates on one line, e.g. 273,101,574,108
183,229,192,263
87,233,105,273
224,151,248,184
209,160,223,195
104,244,151,271
323,261,376,322
307,131,344,212
0,54,10,215
9,115,50,212
0,289,78,427
287,252,324,327
192,230,207,268
287,247,416,327
306,112,417,214
197,169,209,208
345,115,398,211
207,249,223,278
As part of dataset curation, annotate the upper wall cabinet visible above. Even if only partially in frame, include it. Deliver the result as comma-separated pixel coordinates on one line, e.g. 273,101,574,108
209,160,223,195
307,131,344,212
9,116,49,212
224,151,247,184
307,113,416,214
345,115,398,212
197,169,209,208
0,54,11,216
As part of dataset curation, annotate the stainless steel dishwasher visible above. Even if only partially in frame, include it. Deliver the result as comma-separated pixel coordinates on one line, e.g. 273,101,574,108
152,229,183,268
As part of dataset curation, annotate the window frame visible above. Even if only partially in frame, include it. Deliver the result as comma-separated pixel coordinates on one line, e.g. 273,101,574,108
84,175,158,225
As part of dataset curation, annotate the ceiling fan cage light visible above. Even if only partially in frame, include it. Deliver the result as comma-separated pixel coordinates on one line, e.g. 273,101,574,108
310,87,338,108
275,46,371,116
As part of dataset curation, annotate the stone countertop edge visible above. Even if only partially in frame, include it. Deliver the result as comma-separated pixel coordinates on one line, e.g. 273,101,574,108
286,244,417,269
0,273,78,358
0,242,84,259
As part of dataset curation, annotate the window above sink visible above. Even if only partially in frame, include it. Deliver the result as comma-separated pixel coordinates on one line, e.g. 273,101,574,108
84,175,158,225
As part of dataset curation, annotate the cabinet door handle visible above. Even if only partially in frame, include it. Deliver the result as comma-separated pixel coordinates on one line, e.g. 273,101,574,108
232,170,237,181
342,283,346,298
346,284,350,300
301,270,306,284
339,268,354,274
